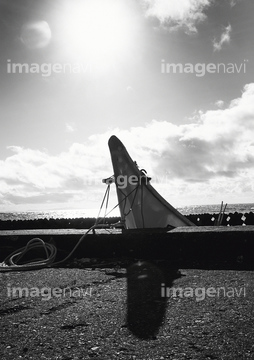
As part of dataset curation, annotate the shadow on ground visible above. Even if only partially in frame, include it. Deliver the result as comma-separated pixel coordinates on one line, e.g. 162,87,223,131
126,261,181,339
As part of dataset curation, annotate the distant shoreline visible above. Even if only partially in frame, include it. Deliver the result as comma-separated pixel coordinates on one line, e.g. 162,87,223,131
1,203,254,221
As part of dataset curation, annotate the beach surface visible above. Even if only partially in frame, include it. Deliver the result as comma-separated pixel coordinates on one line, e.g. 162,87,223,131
0,263,253,360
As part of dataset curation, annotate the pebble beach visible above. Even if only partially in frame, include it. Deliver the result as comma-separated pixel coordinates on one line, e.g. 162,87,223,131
1,264,254,359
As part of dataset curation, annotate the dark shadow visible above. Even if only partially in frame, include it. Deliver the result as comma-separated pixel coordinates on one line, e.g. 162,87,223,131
126,260,181,339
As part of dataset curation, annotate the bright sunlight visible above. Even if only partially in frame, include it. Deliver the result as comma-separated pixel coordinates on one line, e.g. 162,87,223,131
59,0,137,72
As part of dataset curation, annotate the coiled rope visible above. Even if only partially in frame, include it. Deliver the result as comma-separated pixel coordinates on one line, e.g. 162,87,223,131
0,226,96,272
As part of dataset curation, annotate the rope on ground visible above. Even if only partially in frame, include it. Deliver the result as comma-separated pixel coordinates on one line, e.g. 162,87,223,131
0,225,96,272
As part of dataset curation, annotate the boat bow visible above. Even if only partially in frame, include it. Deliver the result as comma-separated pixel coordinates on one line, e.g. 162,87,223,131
108,135,195,229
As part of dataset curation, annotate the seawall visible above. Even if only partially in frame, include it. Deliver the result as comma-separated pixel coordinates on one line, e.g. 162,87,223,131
1,226,254,269
0,212,254,230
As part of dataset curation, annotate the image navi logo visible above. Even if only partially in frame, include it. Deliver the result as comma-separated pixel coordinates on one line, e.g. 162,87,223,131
161,284,246,302
7,284,92,301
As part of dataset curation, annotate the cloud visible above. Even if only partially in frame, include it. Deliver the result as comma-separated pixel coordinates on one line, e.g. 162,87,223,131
213,24,232,51
228,0,242,7
141,0,212,33
1,83,254,209
215,100,224,108
229,0,236,6
126,85,134,93
0,139,114,210
65,123,75,133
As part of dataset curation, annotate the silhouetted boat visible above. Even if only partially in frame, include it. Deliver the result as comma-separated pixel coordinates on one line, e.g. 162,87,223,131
107,135,195,229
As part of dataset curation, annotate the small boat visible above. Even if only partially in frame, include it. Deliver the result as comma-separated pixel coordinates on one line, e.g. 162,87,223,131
106,135,195,229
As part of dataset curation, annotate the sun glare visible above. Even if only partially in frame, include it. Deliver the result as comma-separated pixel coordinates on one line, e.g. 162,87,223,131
59,0,137,72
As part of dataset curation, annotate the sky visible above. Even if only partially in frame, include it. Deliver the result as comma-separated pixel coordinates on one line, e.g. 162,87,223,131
0,0,254,213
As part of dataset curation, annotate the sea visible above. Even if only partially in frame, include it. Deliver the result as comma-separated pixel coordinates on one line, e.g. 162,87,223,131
0,203,254,221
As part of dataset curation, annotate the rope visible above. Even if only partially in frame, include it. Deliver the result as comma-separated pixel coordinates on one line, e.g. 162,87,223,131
1,238,56,270
95,184,111,225
0,225,97,272
140,182,145,228
104,184,110,220
119,186,139,217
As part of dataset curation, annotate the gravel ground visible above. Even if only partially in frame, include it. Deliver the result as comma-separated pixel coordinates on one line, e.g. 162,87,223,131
0,262,254,360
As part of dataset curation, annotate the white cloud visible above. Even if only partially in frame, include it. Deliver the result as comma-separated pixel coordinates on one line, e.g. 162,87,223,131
1,83,254,209
126,85,134,93
65,123,75,133
142,0,212,33
228,0,242,7
0,138,114,210
215,100,224,108
213,24,232,51
229,0,236,6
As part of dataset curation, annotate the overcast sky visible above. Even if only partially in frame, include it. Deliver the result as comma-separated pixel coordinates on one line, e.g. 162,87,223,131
0,0,254,212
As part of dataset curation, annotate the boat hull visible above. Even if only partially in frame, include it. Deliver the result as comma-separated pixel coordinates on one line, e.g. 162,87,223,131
108,135,195,229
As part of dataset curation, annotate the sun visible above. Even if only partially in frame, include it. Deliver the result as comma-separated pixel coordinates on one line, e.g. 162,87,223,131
59,0,137,72
21,21,51,49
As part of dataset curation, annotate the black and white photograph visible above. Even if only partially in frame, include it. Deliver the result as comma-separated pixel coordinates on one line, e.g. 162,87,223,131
0,0,254,359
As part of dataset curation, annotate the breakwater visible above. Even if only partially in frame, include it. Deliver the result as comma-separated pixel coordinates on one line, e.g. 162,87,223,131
0,217,119,230
187,212,254,226
0,212,254,230
1,226,254,269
